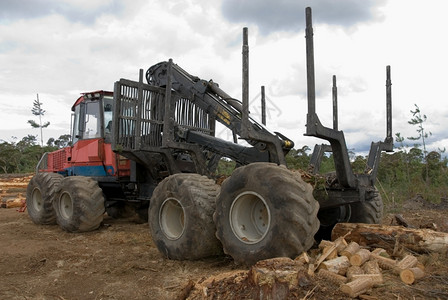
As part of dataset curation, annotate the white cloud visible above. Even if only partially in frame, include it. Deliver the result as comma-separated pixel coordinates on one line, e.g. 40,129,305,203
0,0,447,157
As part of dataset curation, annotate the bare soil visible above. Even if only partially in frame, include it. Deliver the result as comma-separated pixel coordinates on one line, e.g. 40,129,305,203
1,175,448,299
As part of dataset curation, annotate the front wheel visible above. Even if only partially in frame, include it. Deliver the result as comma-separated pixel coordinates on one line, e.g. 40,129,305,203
53,176,105,232
26,173,63,225
214,163,320,265
149,174,222,260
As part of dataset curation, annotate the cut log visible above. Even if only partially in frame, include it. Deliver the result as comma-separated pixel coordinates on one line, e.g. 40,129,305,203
317,269,347,285
6,198,25,208
340,277,374,298
396,255,418,269
350,249,371,266
340,241,360,259
362,260,381,275
313,244,337,271
400,267,425,285
332,223,448,254
346,266,364,281
319,256,350,275
334,237,348,254
394,254,418,274
370,253,396,270
0,182,29,187
294,252,310,264
351,273,384,285
323,246,338,260
319,240,334,249
371,248,389,257
318,240,338,260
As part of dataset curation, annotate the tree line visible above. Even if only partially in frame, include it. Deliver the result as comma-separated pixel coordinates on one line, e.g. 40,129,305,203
0,134,70,174
1,133,446,204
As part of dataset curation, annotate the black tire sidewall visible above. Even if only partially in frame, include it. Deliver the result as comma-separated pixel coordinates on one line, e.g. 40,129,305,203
26,173,62,225
54,176,104,232
215,163,319,265
149,174,221,260
349,192,383,224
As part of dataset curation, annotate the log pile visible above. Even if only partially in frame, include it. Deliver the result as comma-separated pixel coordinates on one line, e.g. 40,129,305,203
0,174,32,209
182,241,428,299
179,222,448,299
313,239,425,298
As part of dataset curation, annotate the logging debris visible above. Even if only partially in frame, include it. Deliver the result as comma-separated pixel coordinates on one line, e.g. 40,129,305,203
181,223,437,299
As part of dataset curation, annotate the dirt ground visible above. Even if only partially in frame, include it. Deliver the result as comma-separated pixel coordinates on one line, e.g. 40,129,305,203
1,175,448,300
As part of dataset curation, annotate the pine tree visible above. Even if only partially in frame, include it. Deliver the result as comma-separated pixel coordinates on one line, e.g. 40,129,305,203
407,104,432,185
28,94,50,146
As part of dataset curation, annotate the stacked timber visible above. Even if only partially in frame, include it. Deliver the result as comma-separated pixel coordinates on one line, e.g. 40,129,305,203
181,223,448,299
313,238,425,298
0,174,32,208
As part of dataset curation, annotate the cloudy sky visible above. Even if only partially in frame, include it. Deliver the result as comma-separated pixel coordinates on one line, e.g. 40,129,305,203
1,0,447,155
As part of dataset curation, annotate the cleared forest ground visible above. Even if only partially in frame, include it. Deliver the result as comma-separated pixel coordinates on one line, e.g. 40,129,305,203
1,174,447,299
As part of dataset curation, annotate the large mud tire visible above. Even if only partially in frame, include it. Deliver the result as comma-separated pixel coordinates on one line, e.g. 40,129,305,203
53,176,105,232
214,163,320,265
349,191,383,224
26,173,63,225
149,174,222,260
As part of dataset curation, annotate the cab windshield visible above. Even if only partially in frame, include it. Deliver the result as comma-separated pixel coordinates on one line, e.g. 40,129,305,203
71,94,114,144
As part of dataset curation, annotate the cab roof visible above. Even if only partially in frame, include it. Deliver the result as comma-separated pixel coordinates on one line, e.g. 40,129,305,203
71,90,113,111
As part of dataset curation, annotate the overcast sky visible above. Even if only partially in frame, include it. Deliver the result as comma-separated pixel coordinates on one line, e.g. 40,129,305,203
1,0,447,155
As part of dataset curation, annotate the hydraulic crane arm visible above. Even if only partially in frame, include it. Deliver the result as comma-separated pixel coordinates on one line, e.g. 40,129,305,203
146,61,294,165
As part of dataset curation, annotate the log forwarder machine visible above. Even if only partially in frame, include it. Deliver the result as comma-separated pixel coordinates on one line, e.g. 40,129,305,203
26,8,393,265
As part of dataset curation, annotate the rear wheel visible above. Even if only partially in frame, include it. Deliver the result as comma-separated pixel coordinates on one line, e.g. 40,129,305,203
214,163,320,265
26,173,63,225
349,191,383,224
315,205,351,241
53,176,105,232
149,174,222,260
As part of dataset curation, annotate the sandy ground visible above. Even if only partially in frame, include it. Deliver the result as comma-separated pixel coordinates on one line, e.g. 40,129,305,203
0,208,239,299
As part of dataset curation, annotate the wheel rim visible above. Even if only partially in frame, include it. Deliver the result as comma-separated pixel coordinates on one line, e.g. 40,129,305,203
159,198,185,240
31,187,43,212
229,191,271,244
59,192,74,220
